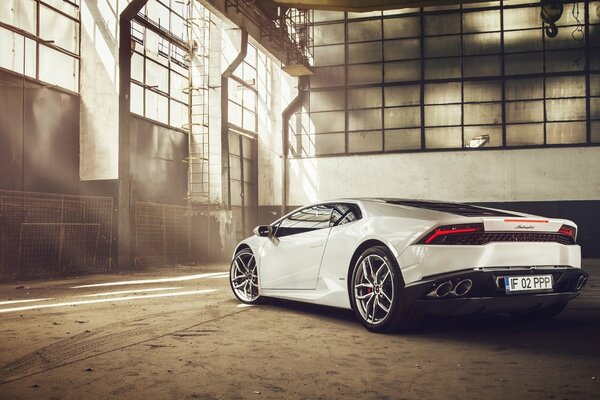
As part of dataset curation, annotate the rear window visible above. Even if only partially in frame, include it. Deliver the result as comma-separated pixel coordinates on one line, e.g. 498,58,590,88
383,200,519,217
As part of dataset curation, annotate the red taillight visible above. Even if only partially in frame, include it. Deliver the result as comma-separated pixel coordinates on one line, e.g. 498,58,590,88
558,224,576,239
420,223,484,245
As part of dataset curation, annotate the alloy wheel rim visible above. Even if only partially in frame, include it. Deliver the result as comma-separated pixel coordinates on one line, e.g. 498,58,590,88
231,252,259,302
354,254,394,325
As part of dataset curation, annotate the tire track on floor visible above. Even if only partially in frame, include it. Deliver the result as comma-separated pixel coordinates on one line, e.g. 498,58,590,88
0,300,247,384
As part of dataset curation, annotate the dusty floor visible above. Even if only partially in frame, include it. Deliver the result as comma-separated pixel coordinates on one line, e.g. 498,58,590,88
0,261,599,400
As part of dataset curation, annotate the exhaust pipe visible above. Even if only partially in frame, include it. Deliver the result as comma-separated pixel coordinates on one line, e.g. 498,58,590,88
576,275,587,291
453,279,473,297
434,281,453,298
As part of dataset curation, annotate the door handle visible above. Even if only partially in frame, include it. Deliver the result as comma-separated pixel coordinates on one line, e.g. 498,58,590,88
309,244,323,249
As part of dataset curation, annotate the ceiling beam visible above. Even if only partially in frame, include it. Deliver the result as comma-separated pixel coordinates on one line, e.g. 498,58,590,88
270,0,487,12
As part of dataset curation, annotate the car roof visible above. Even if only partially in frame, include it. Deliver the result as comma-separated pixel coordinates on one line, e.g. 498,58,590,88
327,198,521,218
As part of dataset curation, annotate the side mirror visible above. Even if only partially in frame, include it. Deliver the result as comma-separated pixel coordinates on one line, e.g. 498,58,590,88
254,225,273,237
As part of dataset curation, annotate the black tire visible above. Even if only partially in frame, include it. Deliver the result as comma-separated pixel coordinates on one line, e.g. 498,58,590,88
509,302,567,320
350,246,422,333
230,248,264,305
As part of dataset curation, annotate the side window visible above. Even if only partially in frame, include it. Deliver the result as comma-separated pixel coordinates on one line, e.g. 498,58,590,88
275,205,333,237
331,203,362,227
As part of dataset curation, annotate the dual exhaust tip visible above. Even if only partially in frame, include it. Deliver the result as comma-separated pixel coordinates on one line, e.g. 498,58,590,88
428,279,473,299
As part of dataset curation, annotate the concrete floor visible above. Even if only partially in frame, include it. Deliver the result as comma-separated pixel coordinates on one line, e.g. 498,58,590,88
0,261,598,400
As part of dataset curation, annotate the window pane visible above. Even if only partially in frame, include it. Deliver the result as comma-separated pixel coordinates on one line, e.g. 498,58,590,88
545,50,586,73
546,122,586,144
131,83,144,115
546,98,586,121
506,78,543,100
348,41,382,64
145,90,169,125
546,76,586,98
309,111,345,133
464,125,502,147
384,60,420,82
385,85,420,106
384,39,420,61
310,90,345,112
39,45,78,91
313,23,344,45
348,87,382,109
348,131,383,153
425,105,462,126
503,7,540,30
311,66,345,88
40,5,79,53
424,36,461,57
348,109,382,131
146,60,169,93
464,103,502,125
313,44,344,66
315,133,345,154
313,11,344,23
424,83,461,105
384,129,421,150
425,127,462,148
383,16,419,38
0,0,36,33
463,33,500,55
504,30,542,53
424,14,460,35
463,10,500,33
384,106,420,129
506,100,544,123
464,81,502,102
506,123,543,146
463,55,502,77
505,53,543,75
425,57,461,79
348,20,381,42
348,64,382,85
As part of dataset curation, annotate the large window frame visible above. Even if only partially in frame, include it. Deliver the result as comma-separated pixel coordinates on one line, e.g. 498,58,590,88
294,1,600,157
130,0,189,130
0,0,81,93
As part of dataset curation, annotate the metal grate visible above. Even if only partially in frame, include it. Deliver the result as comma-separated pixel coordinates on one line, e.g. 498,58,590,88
134,202,191,266
0,190,113,277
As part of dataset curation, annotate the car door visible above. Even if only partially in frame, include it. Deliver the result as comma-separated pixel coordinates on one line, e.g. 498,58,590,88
259,204,334,290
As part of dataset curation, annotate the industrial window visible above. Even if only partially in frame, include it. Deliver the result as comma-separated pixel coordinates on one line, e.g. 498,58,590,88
293,1,600,157
0,0,80,92
228,43,263,134
129,0,190,130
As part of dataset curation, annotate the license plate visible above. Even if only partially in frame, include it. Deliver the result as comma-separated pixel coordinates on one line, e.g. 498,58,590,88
504,275,553,294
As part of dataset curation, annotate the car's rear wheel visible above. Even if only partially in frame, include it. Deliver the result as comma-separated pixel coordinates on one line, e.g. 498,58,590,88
350,246,422,333
509,302,567,320
230,248,263,304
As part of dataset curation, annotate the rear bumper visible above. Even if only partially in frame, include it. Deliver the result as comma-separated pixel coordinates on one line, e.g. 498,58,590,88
398,242,581,285
404,267,588,316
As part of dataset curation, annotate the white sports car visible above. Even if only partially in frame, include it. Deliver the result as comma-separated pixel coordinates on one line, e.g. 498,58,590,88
229,199,588,332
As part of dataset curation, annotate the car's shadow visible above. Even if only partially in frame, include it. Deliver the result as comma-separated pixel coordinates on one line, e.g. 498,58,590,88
262,298,600,358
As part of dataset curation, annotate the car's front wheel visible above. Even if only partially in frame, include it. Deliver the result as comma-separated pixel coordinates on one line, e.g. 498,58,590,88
350,246,421,333
230,248,263,304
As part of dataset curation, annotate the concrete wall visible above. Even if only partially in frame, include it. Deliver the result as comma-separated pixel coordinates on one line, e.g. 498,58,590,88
79,0,123,181
287,147,600,204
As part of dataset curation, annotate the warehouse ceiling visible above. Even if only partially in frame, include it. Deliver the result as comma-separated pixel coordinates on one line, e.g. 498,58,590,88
269,0,487,11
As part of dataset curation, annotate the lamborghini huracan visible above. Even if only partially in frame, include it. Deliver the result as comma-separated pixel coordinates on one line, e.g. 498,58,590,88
229,199,587,332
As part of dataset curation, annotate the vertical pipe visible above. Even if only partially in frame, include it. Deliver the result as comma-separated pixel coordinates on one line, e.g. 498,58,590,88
220,29,248,210
281,76,308,217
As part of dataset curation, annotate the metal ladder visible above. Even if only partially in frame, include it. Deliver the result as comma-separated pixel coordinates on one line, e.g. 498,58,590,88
182,0,211,205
